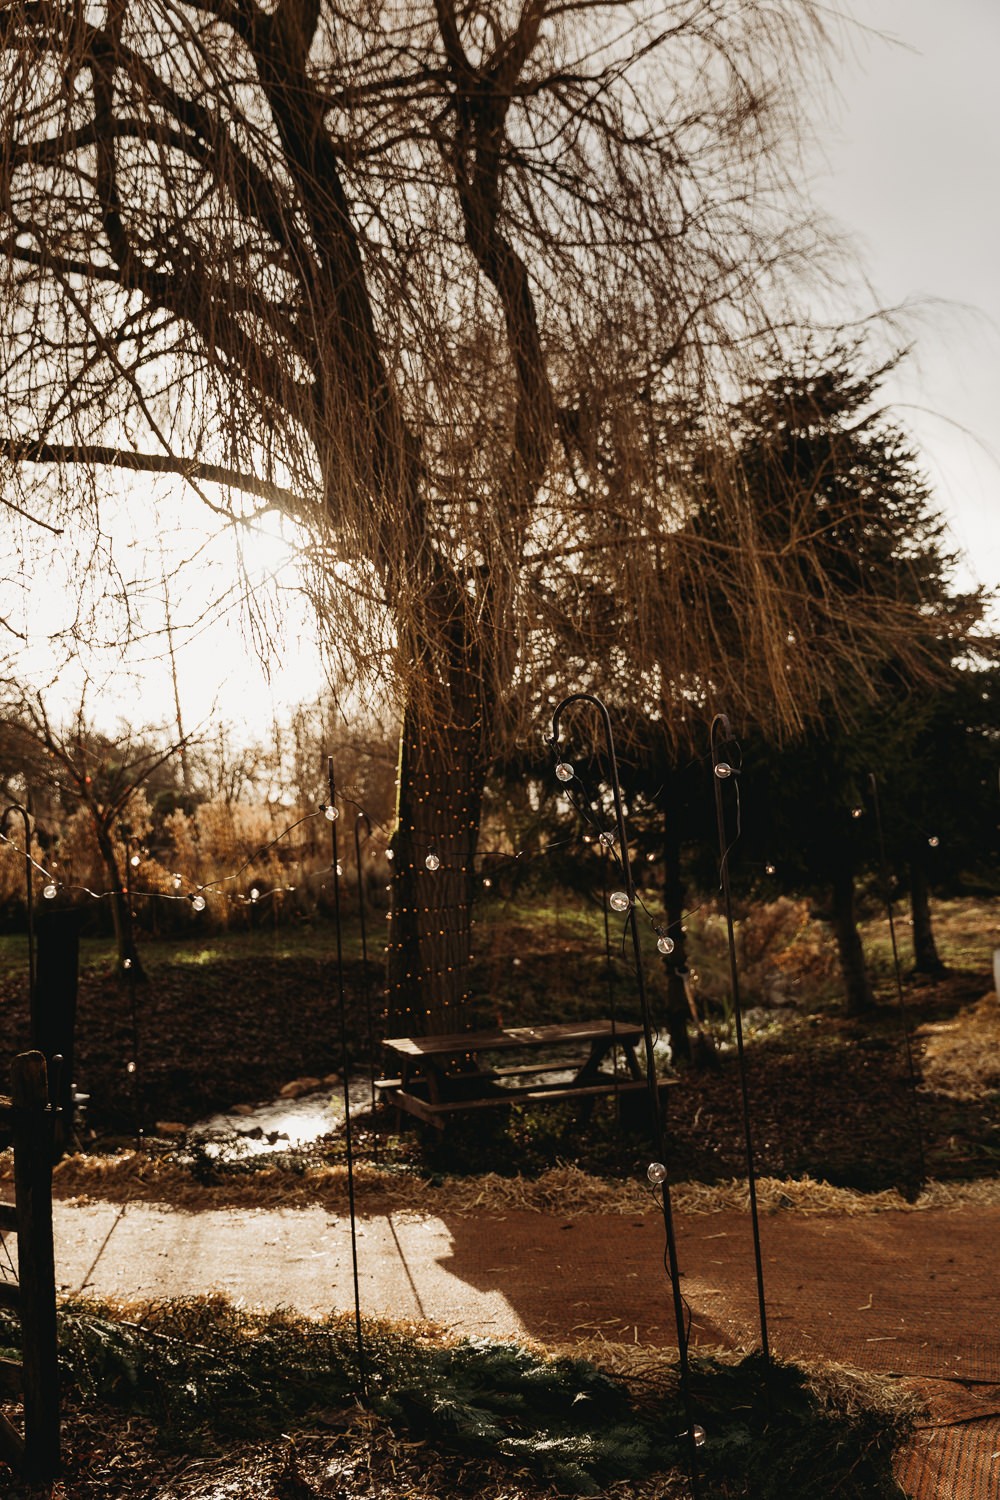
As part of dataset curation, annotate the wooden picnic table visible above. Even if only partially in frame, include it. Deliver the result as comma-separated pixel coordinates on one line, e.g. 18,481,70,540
378,1019,655,1129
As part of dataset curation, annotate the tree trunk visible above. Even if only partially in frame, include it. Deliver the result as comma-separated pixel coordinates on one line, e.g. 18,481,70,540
829,860,874,1015
908,858,944,975
386,703,485,1036
92,820,145,980
660,800,692,1064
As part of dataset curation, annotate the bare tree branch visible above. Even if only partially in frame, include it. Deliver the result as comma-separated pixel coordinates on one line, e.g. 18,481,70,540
0,440,307,514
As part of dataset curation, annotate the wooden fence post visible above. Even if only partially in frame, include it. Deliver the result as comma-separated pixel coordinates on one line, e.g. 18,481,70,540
34,907,83,1158
11,1051,60,1482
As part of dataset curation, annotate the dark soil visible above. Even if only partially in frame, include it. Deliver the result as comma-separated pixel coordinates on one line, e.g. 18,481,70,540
0,947,371,1139
0,925,996,1193
666,971,996,1194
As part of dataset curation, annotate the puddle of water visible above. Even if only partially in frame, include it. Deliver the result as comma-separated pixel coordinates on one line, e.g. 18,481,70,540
190,1076,376,1158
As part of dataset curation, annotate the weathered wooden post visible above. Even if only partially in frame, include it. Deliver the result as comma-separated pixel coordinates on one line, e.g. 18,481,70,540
34,906,83,1157
10,1051,60,1482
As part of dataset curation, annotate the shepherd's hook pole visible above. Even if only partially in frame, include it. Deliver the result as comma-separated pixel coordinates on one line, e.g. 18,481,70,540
710,715,771,1380
119,823,143,1152
354,810,379,1164
328,757,367,1396
548,693,701,1497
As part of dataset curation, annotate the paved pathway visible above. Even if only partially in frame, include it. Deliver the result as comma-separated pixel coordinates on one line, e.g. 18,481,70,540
40,1198,1000,1497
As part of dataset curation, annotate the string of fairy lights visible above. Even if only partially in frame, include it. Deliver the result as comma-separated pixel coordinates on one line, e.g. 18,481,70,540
0,765,946,941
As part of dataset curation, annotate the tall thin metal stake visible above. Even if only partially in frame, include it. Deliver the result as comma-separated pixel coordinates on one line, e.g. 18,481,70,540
354,811,379,1164
119,824,143,1152
710,715,770,1378
868,772,926,1187
600,847,621,1110
327,758,367,1396
550,694,701,1498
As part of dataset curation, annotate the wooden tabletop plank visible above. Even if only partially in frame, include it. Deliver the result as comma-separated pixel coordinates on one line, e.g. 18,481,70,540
383,1019,642,1058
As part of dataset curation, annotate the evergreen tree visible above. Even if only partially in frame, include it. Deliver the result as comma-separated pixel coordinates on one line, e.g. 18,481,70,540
715,346,993,1011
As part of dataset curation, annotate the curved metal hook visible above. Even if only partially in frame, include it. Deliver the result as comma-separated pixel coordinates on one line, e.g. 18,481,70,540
709,711,731,756
549,690,615,747
550,693,633,898
710,712,741,774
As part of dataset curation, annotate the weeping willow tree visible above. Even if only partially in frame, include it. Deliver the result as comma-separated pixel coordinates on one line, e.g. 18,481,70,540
1,0,869,1031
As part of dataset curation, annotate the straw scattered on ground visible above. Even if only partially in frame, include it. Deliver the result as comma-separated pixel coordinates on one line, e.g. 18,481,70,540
6,1151,1000,1219
917,993,1000,1100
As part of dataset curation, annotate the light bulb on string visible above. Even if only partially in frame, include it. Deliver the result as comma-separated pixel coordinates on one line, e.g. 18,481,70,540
851,807,863,819
692,1425,706,1448
656,932,674,956
609,890,630,913
483,877,492,888
191,893,206,912
554,761,574,784
335,862,343,877
598,830,616,848
123,958,132,970
647,1161,667,1184
425,851,441,872
250,887,260,902
323,804,339,822
928,836,940,848
172,873,182,890
126,1060,136,1075
765,863,776,876
129,853,140,867
385,848,394,861
43,882,57,900
714,762,732,780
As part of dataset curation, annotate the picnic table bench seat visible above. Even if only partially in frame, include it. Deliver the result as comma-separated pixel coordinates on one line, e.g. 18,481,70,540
377,1019,666,1130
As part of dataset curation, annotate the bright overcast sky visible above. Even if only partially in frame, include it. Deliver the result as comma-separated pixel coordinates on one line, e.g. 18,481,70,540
813,0,999,601
8,0,998,742
167,0,1000,735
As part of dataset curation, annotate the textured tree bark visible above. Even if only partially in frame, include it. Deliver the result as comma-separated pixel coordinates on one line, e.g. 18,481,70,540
92,820,146,981
908,858,944,975
829,860,875,1015
386,703,485,1036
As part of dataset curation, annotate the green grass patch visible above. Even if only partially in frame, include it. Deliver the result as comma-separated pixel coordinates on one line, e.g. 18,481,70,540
0,922,368,980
